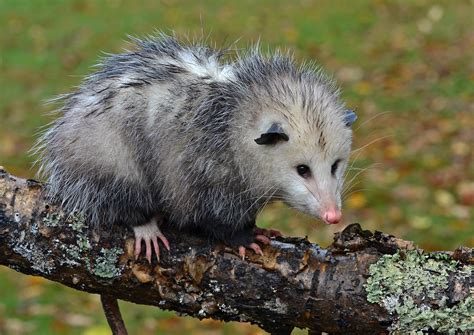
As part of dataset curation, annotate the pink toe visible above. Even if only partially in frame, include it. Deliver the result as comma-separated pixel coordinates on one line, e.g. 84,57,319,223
152,236,160,261
249,243,263,255
159,234,170,251
255,234,271,245
269,229,282,237
238,246,246,260
145,239,152,263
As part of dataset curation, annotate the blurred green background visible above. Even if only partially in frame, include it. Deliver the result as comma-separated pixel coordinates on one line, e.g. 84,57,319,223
0,0,472,334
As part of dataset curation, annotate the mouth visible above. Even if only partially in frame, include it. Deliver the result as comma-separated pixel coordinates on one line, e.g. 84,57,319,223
323,219,340,225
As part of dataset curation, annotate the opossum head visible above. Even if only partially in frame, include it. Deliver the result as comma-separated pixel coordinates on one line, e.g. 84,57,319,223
252,108,354,225
233,58,355,224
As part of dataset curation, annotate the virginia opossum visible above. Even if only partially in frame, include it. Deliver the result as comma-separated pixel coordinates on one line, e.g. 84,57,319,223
36,34,356,262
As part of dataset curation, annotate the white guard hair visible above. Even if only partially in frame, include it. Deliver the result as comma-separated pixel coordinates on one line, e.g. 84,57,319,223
34,33,353,245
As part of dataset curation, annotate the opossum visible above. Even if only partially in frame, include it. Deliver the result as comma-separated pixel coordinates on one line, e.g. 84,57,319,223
35,34,357,263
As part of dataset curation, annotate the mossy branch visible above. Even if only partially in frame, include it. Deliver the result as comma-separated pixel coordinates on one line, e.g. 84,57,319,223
0,168,472,334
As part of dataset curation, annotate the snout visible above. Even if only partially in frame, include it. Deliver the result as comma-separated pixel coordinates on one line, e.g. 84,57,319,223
323,208,342,225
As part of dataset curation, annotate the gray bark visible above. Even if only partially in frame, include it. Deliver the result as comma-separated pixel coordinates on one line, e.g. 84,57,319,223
0,168,472,334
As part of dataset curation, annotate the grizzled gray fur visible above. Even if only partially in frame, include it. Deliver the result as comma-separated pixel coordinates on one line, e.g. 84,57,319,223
35,34,355,246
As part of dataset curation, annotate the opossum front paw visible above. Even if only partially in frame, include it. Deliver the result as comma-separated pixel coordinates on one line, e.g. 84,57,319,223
133,220,170,263
237,233,273,260
251,227,283,249
238,243,263,259
254,227,282,239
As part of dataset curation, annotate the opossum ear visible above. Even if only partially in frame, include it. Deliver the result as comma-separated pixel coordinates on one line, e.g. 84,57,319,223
344,109,357,127
254,123,289,145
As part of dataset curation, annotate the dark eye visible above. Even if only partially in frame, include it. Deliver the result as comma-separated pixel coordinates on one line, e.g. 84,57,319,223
331,159,341,176
297,165,311,178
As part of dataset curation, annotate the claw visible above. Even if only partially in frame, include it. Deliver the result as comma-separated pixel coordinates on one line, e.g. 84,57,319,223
152,236,160,261
249,242,263,255
133,218,170,263
238,246,246,260
158,233,170,251
134,237,142,260
145,238,152,263
236,228,276,260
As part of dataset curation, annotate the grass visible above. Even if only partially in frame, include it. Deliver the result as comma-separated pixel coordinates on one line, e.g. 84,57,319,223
0,0,473,334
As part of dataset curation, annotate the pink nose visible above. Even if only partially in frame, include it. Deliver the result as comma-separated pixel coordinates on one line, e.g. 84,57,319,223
324,209,342,224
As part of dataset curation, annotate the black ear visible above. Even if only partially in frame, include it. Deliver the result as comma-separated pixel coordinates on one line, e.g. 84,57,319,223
344,109,357,127
254,123,289,145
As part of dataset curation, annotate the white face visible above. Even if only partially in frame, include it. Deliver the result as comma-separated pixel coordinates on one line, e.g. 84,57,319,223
249,112,353,225
276,144,348,224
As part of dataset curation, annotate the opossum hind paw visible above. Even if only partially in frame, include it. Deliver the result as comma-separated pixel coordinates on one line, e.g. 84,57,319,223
133,220,170,263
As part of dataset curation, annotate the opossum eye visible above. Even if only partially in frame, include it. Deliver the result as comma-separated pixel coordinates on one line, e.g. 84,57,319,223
296,165,311,178
331,159,341,176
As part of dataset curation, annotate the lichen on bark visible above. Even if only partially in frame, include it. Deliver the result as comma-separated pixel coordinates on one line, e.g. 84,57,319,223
89,247,124,279
1,168,473,334
365,250,473,333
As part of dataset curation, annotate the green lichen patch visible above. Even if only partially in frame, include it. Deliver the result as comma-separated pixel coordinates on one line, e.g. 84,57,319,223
67,211,87,232
58,243,82,266
48,210,92,266
67,211,91,253
365,250,473,334
76,234,91,251
90,247,123,279
42,212,62,227
55,234,91,266
12,240,55,274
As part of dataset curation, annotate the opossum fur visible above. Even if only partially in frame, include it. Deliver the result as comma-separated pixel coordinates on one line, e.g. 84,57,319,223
35,34,355,246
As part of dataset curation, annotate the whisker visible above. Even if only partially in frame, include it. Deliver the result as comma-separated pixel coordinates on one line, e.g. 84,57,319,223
237,185,277,223
346,163,382,172
350,134,393,155
342,179,362,196
353,111,393,132
342,188,369,202
343,163,380,189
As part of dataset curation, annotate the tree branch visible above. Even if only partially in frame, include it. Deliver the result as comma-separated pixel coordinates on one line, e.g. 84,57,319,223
0,168,472,334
